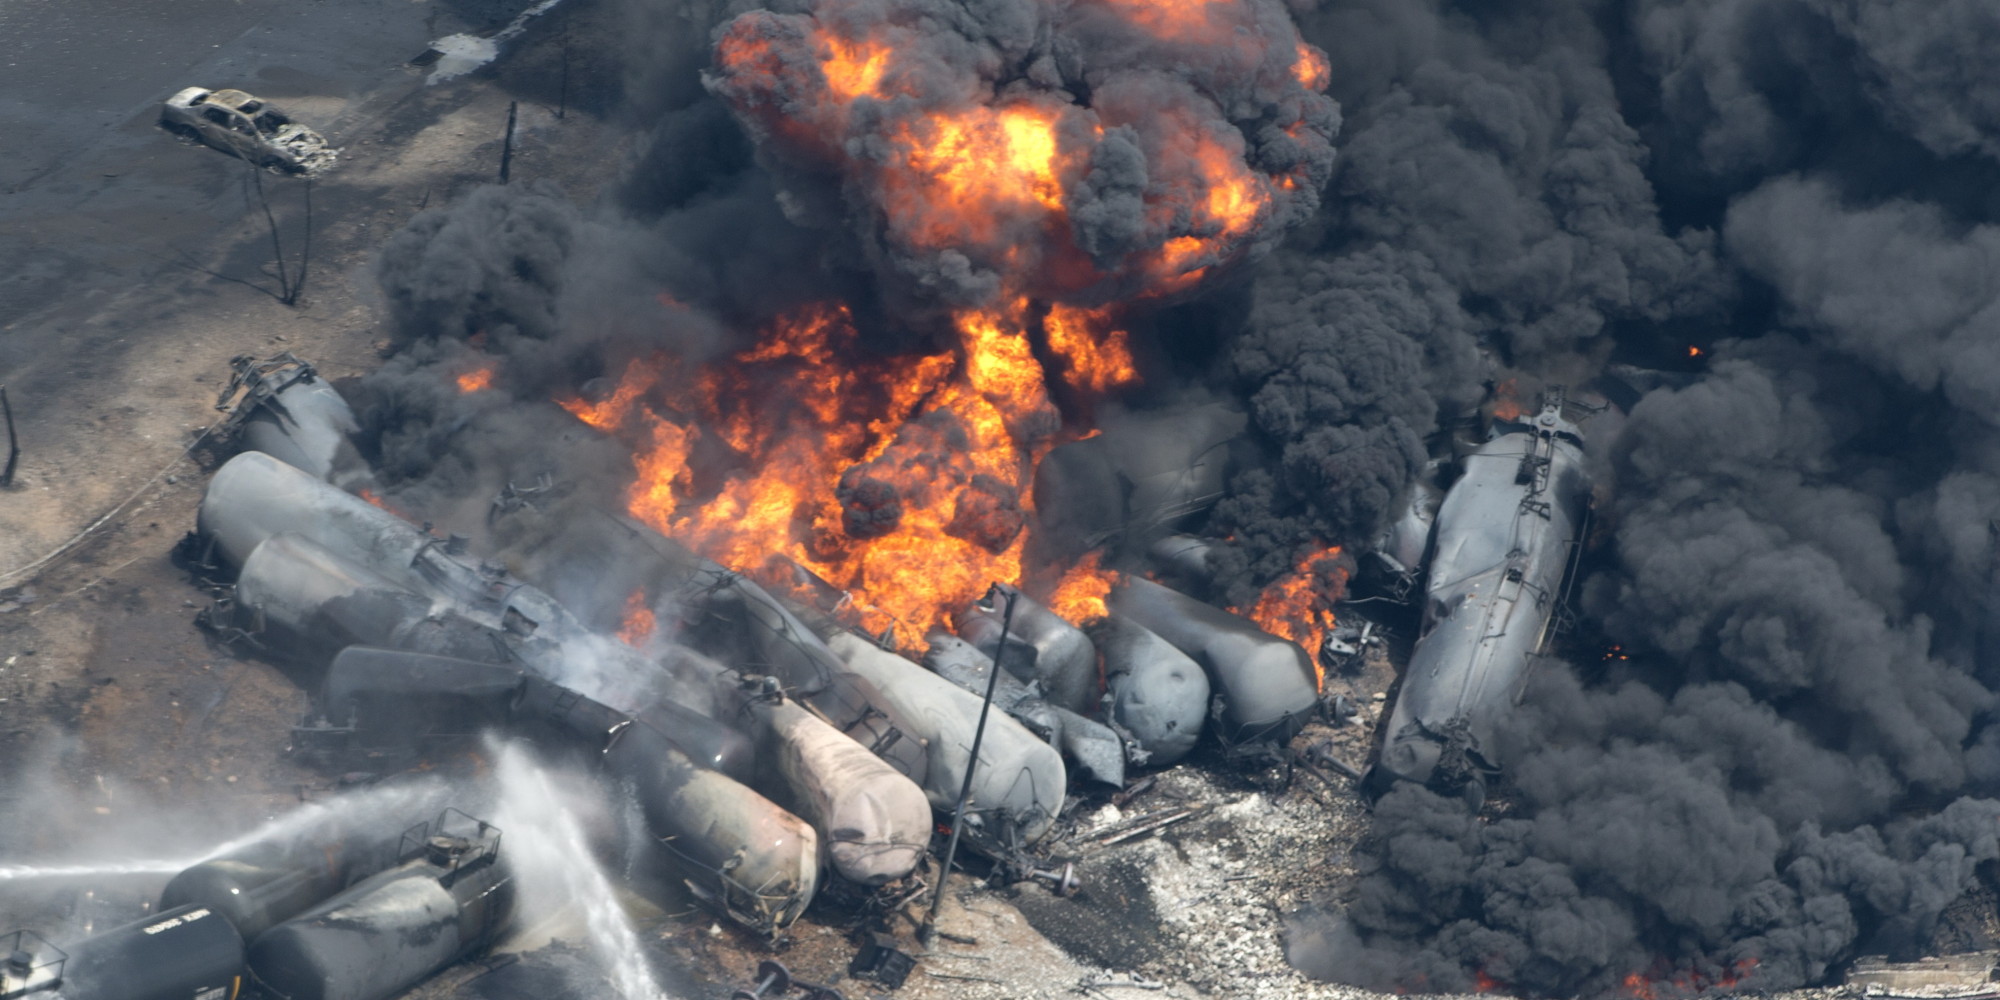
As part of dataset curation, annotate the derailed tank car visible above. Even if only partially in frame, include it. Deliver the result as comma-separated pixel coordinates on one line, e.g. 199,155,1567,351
321,647,821,934
49,905,245,1000
1108,577,1319,750
246,811,514,1000
1371,392,1594,803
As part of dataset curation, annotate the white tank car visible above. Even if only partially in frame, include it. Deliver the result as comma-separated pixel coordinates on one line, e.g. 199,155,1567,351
827,633,1067,853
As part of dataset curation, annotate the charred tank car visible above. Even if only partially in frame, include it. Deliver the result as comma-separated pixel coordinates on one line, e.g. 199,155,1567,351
45,905,245,1000
246,811,514,1000
1371,391,1594,804
1108,577,1320,751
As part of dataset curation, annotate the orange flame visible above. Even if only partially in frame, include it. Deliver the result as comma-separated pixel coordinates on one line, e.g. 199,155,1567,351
613,0,1339,642
1622,957,1759,999
1687,344,1704,358
354,487,416,521
1045,304,1139,394
567,302,1109,644
1239,545,1347,690
618,591,658,646
1490,378,1524,422
557,356,670,432
1048,551,1119,624
1293,40,1331,91
456,366,496,394
819,34,892,101
708,0,1333,303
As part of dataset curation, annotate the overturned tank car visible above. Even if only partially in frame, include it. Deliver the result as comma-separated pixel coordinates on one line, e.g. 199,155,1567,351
1370,391,1595,803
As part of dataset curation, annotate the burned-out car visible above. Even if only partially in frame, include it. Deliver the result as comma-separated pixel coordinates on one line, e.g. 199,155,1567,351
160,87,336,172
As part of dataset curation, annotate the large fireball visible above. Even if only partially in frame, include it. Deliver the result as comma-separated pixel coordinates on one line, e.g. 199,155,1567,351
706,0,1339,308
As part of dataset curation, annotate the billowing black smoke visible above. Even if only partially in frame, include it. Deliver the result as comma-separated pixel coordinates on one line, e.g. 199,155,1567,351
341,0,2000,994
1272,0,2000,994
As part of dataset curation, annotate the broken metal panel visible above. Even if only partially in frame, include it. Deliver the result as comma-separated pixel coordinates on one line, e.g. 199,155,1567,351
924,630,1039,710
213,353,372,492
1088,615,1209,766
1048,705,1126,788
1375,393,1593,792
1373,464,1443,584
1108,577,1319,749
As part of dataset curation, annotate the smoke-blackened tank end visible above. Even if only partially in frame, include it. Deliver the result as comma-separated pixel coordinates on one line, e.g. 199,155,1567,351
830,841,926,888
1373,731,1442,789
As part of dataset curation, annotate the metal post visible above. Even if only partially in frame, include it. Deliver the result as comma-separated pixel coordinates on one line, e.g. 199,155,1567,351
919,588,1017,947
499,101,518,184
0,385,16,487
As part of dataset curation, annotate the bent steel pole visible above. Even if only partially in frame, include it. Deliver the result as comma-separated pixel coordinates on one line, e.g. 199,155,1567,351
920,588,1017,948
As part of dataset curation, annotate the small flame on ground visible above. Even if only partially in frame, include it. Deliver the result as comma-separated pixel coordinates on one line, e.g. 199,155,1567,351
457,366,497,393
1491,378,1524,422
1687,344,1704,358
618,592,657,646
1622,957,1760,999
1239,545,1347,690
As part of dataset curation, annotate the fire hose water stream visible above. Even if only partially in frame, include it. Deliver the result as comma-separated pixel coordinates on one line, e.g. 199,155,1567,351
0,778,447,884
490,742,671,1000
